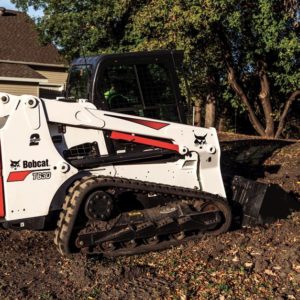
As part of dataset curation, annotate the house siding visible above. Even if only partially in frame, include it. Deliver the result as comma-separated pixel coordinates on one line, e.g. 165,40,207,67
0,81,39,96
33,66,68,85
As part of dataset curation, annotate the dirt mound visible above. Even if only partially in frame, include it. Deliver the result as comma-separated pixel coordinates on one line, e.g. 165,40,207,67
0,135,299,299
220,137,299,198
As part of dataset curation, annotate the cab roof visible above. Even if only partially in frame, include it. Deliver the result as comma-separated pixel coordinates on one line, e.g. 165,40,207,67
70,50,184,75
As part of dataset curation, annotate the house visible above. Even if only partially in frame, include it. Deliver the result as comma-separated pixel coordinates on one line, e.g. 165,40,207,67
0,7,68,98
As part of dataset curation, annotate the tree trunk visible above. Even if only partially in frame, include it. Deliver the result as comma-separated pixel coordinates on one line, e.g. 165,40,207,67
217,108,227,132
275,90,300,138
194,100,201,127
227,65,266,136
217,116,226,132
258,62,274,137
205,93,216,128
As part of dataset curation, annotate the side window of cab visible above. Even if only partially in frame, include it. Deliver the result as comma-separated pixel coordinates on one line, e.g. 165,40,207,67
67,65,92,100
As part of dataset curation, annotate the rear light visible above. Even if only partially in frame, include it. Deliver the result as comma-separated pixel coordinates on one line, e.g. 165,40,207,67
0,145,5,217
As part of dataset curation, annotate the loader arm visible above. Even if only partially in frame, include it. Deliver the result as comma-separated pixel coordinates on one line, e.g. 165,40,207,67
42,96,225,198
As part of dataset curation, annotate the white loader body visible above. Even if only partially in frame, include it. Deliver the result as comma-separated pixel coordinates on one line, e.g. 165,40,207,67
0,93,225,225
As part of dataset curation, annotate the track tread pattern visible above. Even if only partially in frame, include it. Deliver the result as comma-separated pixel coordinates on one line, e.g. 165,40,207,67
54,176,93,254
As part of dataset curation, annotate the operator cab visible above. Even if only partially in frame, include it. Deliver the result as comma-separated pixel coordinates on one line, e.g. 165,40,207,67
66,50,185,123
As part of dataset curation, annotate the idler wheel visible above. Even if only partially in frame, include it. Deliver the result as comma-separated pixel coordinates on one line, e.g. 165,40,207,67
199,199,232,235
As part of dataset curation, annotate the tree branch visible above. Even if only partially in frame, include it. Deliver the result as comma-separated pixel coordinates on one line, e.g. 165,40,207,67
215,23,266,136
275,90,300,138
258,61,274,137
227,64,266,136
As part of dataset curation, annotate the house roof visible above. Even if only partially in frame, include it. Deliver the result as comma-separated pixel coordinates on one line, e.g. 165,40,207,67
0,62,47,80
0,9,66,66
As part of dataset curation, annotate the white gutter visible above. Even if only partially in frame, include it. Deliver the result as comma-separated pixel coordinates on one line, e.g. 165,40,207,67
0,76,48,83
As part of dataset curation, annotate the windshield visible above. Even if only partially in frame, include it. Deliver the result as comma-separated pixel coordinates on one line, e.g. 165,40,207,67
67,65,91,99
99,63,180,122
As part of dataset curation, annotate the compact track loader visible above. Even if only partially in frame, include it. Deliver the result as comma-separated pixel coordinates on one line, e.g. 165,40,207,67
0,51,296,256
0,91,232,256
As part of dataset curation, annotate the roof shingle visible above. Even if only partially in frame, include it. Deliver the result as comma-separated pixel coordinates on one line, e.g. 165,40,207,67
0,9,66,65
0,62,47,79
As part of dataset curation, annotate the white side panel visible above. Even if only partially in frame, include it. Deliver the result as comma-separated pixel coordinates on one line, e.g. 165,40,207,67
113,156,200,190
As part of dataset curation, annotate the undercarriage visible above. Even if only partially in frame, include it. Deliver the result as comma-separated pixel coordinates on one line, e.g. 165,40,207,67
54,176,232,256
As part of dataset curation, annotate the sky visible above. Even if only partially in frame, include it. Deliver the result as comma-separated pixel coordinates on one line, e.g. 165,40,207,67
1,0,43,18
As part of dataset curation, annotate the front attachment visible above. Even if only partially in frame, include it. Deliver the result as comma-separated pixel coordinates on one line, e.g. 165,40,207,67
229,176,300,226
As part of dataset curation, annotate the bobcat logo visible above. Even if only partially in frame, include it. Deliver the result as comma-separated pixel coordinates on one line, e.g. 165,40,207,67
10,160,20,170
194,133,207,145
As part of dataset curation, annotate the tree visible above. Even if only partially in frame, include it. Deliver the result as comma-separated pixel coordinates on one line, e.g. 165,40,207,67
126,0,300,137
13,0,300,137
213,0,300,137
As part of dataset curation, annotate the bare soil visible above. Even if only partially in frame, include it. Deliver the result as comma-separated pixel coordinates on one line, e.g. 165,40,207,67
0,134,299,300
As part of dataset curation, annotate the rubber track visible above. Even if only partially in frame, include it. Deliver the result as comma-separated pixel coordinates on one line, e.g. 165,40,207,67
54,176,92,255
54,176,231,256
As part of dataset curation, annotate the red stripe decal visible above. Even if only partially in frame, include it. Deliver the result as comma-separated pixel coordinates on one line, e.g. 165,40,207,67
104,114,169,130
0,146,4,217
111,131,179,153
127,119,169,130
7,171,32,182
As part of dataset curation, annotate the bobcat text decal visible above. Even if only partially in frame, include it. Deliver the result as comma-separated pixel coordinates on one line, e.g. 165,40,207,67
7,159,51,182
23,159,49,168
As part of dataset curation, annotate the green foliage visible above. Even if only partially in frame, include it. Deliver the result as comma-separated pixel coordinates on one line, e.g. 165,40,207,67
12,0,300,135
12,0,148,60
